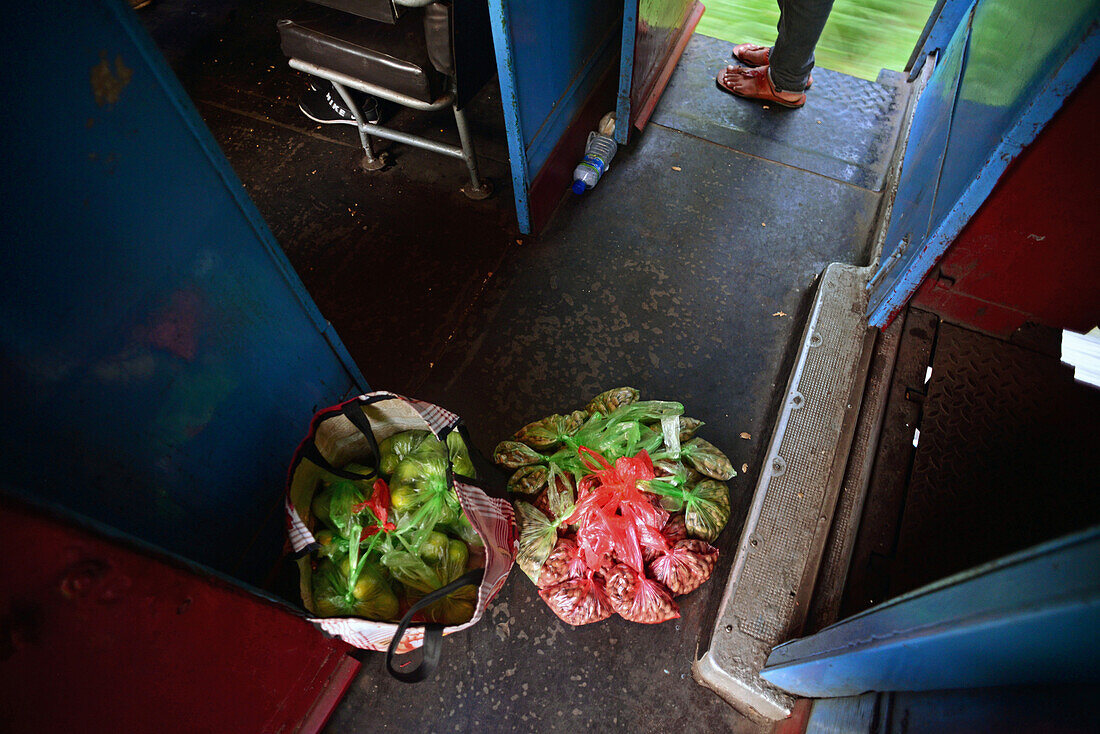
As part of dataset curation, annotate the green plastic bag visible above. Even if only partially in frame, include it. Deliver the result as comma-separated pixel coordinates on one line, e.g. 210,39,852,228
379,430,445,475
312,558,399,620
446,431,476,478
585,386,640,416
513,411,587,451
680,437,736,480
493,440,545,469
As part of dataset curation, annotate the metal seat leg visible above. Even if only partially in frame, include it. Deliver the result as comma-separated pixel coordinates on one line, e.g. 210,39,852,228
454,104,492,200
332,81,387,171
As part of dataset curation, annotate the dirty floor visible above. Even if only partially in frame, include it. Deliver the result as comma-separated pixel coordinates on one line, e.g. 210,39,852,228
142,4,907,731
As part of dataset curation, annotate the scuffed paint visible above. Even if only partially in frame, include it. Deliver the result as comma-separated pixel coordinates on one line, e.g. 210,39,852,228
90,52,132,106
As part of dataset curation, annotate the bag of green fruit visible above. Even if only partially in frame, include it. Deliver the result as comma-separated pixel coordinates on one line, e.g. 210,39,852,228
285,392,516,682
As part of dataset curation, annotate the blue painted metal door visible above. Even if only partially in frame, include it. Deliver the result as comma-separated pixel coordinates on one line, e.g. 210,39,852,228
867,0,1100,327
761,526,1100,696
488,0,623,233
0,0,366,586
488,0,706,231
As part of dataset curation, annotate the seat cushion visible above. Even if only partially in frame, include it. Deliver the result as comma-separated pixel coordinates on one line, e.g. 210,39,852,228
278,9,445,104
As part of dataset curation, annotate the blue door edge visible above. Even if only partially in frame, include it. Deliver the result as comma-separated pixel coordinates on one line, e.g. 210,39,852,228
615,1,640,146
906,0,974,81
760,524,1100,697
105,0,369,391
868,22,1100,329
487,0,533,234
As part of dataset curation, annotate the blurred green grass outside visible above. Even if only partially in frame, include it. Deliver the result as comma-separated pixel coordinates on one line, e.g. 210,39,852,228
696,0,937,81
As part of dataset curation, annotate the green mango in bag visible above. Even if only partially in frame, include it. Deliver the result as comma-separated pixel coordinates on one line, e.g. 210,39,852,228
419,530,450,565
390,453,450,497
419,539,475,625
311,559,399,620
379,430,445,475
382,548,442,595
443,510,484,549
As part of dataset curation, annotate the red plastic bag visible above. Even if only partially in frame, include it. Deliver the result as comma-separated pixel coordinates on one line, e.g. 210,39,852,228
648,539,719,596
604,564,679,624
539,573,614,626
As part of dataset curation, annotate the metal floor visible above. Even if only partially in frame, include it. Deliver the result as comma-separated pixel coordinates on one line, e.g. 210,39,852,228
142,6,907,731
842,309,1100,618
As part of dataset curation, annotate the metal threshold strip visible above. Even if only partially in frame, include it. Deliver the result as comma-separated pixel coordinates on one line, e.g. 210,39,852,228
692,58,934,723
693,262,875,721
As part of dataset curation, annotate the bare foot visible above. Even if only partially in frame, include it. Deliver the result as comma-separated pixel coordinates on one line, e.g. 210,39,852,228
716,65,806,108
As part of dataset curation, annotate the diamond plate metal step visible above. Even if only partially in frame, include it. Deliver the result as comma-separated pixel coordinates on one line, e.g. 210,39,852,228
693,263,873,722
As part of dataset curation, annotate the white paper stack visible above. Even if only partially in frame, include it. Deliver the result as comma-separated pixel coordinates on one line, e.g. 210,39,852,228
1062,326,1100,388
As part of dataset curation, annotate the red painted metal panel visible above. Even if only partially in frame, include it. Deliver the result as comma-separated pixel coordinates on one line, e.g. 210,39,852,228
0,498,359,734
911,67,1100,337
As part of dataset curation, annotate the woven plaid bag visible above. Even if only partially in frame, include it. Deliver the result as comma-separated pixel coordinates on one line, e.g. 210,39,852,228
286,391,515,681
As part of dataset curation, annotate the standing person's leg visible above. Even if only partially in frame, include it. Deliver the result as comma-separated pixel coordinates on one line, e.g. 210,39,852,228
769,0,835,92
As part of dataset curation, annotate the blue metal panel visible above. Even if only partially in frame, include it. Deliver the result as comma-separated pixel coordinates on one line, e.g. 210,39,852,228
487,0,622,233
761,526,1100,696
928,0,1100,235
906,0,975,80
487,0,532,233
0,0,365,583
868,0,1100,327
868,7,973,295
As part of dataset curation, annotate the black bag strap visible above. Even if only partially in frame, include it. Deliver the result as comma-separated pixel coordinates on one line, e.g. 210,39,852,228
339,401,384,465
386,568,484,683
298,399,384,482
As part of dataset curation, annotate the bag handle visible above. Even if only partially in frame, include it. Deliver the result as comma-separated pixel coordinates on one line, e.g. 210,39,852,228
386,568,484,683
299,400,384,481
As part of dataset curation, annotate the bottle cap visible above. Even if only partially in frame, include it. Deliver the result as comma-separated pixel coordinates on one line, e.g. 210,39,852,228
572,179,587,195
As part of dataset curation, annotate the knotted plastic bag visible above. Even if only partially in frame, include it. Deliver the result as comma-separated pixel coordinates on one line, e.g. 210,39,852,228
648,539,719,596
493,440,545,469
603,563,679,624
585,386,640,416
513,411,588,451
379,430,445,475
538,573,614,626
679,437,736,480
535,536,586,589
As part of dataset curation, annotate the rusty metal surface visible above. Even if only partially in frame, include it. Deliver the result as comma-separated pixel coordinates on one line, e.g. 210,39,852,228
0,497,358,734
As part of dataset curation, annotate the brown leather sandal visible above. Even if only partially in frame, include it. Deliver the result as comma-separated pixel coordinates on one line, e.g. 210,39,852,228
716,65,806,109
730,43,813,89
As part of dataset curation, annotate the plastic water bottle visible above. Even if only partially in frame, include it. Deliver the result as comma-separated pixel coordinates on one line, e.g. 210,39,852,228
572,113,618,194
